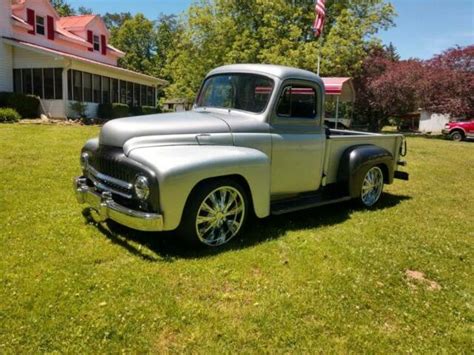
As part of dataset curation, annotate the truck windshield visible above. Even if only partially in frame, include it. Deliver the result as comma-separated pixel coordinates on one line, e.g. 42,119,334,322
196,74,274,113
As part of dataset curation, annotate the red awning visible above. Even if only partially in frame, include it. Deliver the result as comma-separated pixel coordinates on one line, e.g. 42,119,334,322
321,77,355,102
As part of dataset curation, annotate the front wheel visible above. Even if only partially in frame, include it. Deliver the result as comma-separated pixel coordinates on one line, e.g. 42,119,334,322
358,166,384,207
449,131,463,142
177,179,249,247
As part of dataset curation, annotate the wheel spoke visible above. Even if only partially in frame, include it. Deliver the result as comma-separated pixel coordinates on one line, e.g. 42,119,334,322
197,215,215,224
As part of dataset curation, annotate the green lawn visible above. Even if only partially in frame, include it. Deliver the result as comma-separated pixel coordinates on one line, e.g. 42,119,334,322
0,124,472,353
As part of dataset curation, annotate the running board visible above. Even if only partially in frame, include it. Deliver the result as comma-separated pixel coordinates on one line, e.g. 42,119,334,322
271,194,352,215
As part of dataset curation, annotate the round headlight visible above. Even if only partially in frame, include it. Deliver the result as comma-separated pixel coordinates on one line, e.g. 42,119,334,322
134,175,150,200
80,152,89,171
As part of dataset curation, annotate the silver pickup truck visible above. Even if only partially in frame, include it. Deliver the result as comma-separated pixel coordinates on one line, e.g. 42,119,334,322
74,64,409,247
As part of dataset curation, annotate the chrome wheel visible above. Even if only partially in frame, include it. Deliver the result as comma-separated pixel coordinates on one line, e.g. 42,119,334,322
361,166,384,207
195,186,246,246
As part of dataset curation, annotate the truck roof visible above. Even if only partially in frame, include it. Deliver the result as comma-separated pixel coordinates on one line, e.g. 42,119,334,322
208,64,323,85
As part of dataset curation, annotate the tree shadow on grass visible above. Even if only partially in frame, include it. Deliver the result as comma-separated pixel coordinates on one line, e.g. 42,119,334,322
82,192,411,262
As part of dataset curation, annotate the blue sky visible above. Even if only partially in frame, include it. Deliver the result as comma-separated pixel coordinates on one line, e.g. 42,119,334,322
69,0,473,59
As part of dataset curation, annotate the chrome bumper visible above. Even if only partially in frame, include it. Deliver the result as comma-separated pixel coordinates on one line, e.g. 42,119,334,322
74,177,163,232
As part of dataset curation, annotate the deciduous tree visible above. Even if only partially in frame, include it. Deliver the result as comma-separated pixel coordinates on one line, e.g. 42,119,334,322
163,0,395,101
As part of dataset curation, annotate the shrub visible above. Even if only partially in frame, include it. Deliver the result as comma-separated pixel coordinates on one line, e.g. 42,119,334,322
69,101,88,119
130,106,159,116
97,103,129,119
130,106,143,116
0,92,40,118
0,108,21,123
142,106,159,115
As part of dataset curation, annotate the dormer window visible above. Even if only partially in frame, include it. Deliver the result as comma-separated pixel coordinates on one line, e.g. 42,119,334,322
36,16,45,35
93,35,100,51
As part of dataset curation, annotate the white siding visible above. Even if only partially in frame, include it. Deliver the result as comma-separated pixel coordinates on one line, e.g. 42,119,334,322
0,41,13,92
0,0,12,37
41,99,66,119
13,47,65,68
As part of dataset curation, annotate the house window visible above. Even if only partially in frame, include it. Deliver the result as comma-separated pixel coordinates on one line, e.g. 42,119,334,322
140,85,147,106
13,69,22,93
54,68,63,99
146,86,153,106
102,77,110,104
112,79,119,103
126,82,133,106
133,83,140,107
73,70,83,101
13,67,63,100
93,35,100,51
43,68,54,99
36,16,45,35
93,75,101,103
119,80,127,104
83,72,92,102
22,69,33,95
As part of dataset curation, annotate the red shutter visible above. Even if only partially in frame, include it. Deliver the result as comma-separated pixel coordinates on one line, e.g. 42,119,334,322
47,16,55,40
100,35,107,55
26,8,35,35
87,30,93,52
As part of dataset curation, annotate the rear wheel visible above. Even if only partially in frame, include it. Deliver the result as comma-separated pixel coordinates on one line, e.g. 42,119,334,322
177,179,248,247
358,166,384,207
450,131,464,142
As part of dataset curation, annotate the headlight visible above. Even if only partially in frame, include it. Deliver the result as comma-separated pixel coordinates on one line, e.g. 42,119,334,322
80,152,89,171
134,175,150,200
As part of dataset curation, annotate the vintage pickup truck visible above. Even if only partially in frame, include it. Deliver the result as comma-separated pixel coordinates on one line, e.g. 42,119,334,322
74,64,409,247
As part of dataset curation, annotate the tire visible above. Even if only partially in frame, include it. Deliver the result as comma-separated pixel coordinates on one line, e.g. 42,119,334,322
449,131,464,142
357,166,384,208
177,179,249,247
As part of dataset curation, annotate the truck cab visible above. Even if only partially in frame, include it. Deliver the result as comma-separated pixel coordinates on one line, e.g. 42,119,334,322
75,64,409,248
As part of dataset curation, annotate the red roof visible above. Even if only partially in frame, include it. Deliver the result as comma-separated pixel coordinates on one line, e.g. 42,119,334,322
58,15,96,29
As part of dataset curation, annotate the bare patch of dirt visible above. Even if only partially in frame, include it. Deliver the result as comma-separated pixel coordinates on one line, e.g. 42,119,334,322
405,269,441,291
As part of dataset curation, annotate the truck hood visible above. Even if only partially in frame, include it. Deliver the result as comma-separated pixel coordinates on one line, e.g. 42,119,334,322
99,111,231,148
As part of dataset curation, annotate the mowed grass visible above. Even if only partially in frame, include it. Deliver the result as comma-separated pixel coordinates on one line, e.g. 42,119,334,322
0,124,472,353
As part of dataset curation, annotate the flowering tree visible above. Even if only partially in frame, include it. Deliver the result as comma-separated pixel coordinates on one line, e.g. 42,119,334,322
418,46,474,117
354,45,474,131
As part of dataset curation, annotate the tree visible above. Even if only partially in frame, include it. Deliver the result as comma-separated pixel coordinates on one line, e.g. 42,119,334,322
155,14,180,80
102,12,133,36
109,14,158,76
77,6,93,15
353,44,474,131
163,0,395,101
418,45,474,117
51,0,75,16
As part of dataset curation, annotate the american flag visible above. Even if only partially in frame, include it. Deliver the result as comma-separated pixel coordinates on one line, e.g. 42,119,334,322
313,0,326,38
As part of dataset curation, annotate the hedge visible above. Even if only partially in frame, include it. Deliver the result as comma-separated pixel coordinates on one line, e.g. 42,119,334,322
130,105,161,116
0,92,40,118
0,108,21,123
97,103,130,120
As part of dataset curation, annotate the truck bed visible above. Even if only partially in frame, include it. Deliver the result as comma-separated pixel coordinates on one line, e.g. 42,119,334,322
323,129,404,185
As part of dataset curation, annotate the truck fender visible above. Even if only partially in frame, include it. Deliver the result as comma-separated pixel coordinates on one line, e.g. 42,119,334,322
337,145,394,198
127,145,271,231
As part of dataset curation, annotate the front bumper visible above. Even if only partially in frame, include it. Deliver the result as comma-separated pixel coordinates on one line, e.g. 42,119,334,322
74,177,163,232
441,129,450,135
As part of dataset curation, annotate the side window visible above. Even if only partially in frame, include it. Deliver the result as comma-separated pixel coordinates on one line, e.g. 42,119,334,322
276,85,317,119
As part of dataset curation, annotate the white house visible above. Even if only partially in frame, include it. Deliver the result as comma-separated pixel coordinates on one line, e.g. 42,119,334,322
0,0,167,118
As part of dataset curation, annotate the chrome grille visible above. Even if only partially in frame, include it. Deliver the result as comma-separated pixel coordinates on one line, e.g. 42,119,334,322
88,166,133,199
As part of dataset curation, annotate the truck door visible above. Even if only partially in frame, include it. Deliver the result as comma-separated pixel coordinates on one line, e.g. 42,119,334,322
270,81,326,195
